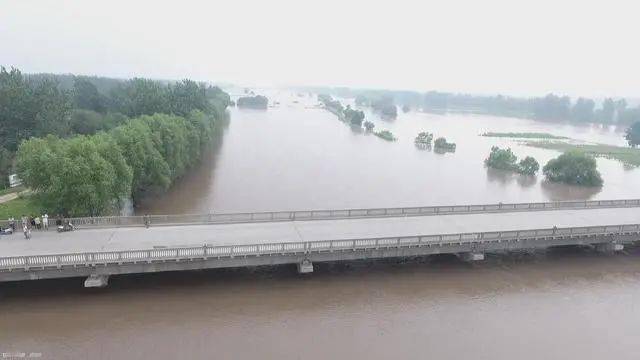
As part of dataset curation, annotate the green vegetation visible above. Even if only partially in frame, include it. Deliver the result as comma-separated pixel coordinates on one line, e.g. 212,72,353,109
523,141,640,167
237,95,268,109
625,121,640,147
17,111,221,216
318,94,344,117
344,106,365,126
0,66,230,191
484,147,540,175
364,121,375,131
482,132,568,140
543,151,603,186
374,130,396,141
434,137,456,152
414,132,433,147
371,97,397,118
484,146,518,171
306,86,640,125
0,195,43,220
355,94,397,118
518,156,540,176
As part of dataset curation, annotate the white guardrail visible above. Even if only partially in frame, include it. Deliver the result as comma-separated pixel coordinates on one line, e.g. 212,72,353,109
1,223,639,271
2,199,640,230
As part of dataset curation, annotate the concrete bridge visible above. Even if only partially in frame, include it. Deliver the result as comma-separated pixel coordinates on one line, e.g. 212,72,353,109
1,199,639,287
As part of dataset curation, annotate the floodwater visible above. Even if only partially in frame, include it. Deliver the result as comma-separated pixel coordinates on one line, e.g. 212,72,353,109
5,91,640,359
3,249,640,359
138,90,640,214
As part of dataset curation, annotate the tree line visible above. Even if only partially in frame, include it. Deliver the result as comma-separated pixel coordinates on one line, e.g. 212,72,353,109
0,66,230,189
306,86,640,125
17,111,222,216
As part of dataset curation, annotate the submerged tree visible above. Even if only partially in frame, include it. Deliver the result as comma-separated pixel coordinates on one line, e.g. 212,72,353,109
484,146,518,171
517,156,540,175
414,131,433,147
543,151,603,186
625,121,640,147
344,105,365,126
364,121,375,131
484,146,539,175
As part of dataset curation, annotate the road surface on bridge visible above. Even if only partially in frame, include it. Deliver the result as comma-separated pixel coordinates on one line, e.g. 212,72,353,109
1,207,639,257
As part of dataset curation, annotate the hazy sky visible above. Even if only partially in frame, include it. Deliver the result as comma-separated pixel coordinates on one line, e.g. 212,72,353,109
1,0,639,97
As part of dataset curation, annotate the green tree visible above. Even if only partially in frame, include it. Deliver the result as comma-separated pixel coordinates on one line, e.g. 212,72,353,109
73,76,105,112
571,98,595,122
484,146,518,171
625,121,640,147
543,151,603,186
0,147,12,189
344,105,365,126
364,121,375,131
169,79,210,116
16,135,129,215
110,120,171,201
517,156,539,175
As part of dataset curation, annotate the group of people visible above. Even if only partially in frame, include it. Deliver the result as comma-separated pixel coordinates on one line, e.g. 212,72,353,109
2,213,77,238
2,213,58,238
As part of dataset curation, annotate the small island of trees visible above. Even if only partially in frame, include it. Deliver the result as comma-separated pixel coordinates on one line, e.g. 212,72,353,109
543,151,603,186
434,137,456,152
414,132,434,148
374,130,397,141
484,146,539,175
237,95,268,109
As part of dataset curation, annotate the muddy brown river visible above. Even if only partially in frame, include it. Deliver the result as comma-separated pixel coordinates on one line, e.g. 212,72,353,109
3,90,640,359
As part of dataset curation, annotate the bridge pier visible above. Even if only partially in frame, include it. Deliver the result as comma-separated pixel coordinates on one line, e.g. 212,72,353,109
459,252,485,262
84,274,109,288
297,259,313,274
595,242,624,254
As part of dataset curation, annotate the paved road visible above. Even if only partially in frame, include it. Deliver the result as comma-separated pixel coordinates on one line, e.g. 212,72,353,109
1,207,639,257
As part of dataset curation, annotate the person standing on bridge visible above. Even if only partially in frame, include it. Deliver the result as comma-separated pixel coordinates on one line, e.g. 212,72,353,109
42,213,49,230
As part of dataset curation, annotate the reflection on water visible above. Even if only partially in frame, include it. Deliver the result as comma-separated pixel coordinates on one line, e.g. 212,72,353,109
540,180,602,201
137,91,638,215
485,168,539,189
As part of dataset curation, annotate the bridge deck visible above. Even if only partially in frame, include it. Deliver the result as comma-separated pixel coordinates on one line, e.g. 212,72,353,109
2,207,639,257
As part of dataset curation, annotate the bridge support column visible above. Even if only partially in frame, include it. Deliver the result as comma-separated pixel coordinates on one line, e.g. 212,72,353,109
84,274,109,288
297,259,313,274
595,242,624,254
459,252,485,262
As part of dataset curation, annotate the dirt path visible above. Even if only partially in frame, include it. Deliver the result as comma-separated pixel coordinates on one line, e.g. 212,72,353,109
0,192,19,204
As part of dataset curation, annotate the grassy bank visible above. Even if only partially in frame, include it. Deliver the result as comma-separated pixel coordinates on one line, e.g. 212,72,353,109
482,132,569,139
523,141,640,167
0,195,44,219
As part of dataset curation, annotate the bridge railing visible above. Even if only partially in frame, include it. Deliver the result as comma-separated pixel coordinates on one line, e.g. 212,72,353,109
2,199,639,230
1,223,639,271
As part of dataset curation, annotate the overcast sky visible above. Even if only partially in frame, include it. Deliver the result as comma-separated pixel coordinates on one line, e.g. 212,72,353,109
1,0,639,98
